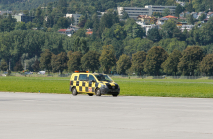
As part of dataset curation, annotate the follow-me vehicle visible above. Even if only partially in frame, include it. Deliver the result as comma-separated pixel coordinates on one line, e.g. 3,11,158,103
69,71,120,97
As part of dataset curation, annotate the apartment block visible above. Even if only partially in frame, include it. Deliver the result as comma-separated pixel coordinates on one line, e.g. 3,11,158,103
117,5,176,20
66,14,82,26
13,13,35,23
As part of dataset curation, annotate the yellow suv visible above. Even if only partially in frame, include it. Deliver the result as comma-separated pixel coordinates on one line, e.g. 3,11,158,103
69,71,120,97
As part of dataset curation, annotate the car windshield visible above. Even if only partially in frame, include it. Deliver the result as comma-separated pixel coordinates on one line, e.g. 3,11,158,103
95,74,113,82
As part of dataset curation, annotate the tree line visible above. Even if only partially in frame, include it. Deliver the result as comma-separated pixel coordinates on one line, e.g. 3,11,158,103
1,44,213,76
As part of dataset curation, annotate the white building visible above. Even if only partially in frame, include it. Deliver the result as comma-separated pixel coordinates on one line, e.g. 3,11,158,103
176,0,186,7
179,11,190,18
66,14,82,26
180,25,194,32
197,12,206,19
117,5,176,20
157,17,168,25
136,21,158,35
207,12,213,19
191,12,198,19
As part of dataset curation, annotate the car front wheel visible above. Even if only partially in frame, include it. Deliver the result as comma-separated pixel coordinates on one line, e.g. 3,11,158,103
72,88,78,96
95,89,101,96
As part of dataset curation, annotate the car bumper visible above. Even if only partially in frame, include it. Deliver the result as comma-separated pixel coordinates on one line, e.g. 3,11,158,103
100,87,120,95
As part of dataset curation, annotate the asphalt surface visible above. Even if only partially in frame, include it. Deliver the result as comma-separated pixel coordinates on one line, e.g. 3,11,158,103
0,92,213,139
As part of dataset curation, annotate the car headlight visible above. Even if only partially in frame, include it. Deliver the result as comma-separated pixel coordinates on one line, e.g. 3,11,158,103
102,85,108,88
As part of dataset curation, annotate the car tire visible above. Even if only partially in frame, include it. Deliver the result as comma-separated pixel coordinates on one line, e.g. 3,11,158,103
88,93,93,96
72,88,78,96
112,93,118,97
95,89,101,96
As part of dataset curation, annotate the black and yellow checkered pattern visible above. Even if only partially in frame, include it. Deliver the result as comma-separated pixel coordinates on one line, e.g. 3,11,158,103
70,80,101,93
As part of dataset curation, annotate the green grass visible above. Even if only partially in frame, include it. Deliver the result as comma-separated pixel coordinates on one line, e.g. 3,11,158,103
0,76,213,98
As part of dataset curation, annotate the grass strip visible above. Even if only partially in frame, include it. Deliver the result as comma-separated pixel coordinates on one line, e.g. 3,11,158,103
0,76,213,98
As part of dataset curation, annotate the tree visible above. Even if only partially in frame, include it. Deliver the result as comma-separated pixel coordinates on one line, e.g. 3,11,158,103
131,51,147,75
198,13,206,21
73,37,89,54
160,19,182,40
162,50,182,75
40,49,52,74
0,14,16,32
51,52,68,74
175,4,184,17
186,14,195,25
121,10,129,19
33,7,44,28
199,54,213,75
116,54,131,74
162,8,170,17
144,46,168,75
178,46,204,75
0,59,8,71
67,51,82,72
56,17,70,29
31,59,40,72
14,60,23,71
99,45,116,74
124,19,145,39
147,28,162,42
81,51,100,72
15,22,27,30
78,15,86,28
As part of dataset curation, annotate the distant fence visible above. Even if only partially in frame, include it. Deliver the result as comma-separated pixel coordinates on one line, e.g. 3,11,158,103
1,72,213,79
110,75,213,80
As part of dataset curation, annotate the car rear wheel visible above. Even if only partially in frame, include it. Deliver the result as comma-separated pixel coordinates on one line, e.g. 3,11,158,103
72,88,78,96
88,93,93,96
95,89,101,96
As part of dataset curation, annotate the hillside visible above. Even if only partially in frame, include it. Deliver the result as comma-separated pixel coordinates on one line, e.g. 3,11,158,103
0,0,57,10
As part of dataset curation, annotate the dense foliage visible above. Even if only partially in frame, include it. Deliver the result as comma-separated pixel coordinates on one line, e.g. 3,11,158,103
1,0,213,76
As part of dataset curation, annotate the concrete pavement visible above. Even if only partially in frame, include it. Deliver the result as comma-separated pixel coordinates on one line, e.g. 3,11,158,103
0,92,213,139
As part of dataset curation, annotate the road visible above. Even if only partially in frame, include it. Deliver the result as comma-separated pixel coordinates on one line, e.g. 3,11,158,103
0,92,213,139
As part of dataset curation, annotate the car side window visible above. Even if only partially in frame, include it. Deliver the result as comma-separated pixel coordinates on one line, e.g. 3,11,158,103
79,74,88,81
89,75,96,82
74,76,78,80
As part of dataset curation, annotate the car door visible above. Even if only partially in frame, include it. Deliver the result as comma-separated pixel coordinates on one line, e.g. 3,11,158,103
88,74,97,93
78,74,88,93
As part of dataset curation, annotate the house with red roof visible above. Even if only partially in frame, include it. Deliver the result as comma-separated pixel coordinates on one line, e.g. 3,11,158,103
162,15,178,19
86,28,93,35
58,29,74,37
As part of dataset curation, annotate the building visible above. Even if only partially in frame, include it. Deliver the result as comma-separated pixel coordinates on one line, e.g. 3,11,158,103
66,14,82,26
0,11,12,15
117,5,176,20
157,17,168,25
179,25,194,32
86,28,93,35
179,11,190,18
97,12,107,19
137,15,157,24
136,21,158,35
58,29,74,37
197,12,206,19
207,12,213,19
163,15,178,19
176,0,186,7
13,13,34,23
117,7,149,20
191,12,198,19
177,21,187,26
69,24,80,31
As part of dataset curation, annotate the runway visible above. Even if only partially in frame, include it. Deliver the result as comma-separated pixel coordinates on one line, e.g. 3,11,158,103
0,92,213,139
